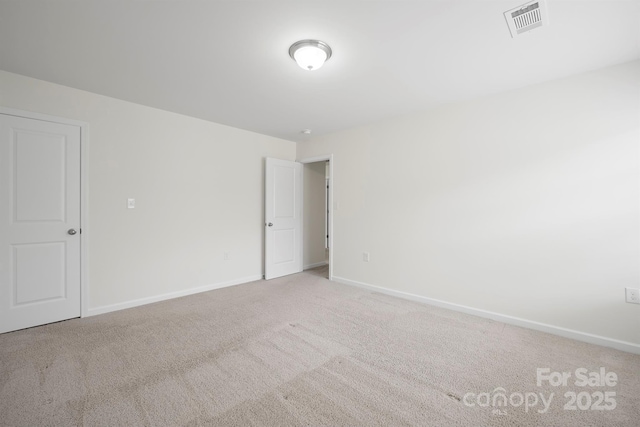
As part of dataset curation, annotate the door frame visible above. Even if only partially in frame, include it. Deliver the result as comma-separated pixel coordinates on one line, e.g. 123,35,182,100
298,154,334,281
0,107,90,318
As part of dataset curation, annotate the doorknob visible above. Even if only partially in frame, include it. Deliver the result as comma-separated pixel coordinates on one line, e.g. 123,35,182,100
267,223,273,227
68,229,77,235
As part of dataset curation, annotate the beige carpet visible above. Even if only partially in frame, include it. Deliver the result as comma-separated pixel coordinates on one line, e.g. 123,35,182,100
1,266,639,426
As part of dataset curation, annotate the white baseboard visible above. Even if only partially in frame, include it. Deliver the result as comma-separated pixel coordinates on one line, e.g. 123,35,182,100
85,274,262,317
304,261,328,270
332,276,640,355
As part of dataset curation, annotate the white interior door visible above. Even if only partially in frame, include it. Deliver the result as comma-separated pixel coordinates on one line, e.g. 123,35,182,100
0,113,81,333
265,157,302,280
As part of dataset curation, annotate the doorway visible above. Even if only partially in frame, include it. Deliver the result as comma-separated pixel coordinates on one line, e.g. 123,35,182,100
300,155,333,280
264,155,333,281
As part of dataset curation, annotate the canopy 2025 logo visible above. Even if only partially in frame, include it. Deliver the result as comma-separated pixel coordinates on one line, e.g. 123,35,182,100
537,367,617,411
462,367,618,415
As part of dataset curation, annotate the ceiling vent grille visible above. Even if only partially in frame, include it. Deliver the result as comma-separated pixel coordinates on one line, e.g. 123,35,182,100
504,0,549,38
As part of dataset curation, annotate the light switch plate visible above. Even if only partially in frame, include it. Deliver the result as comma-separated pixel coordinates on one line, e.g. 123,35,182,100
625,288,640,304
127,198,135,209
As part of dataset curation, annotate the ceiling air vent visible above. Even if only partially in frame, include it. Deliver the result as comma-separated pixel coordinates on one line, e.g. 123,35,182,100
504,0,549,38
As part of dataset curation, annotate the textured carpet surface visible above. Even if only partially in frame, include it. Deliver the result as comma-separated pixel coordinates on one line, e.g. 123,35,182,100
1,266,639,426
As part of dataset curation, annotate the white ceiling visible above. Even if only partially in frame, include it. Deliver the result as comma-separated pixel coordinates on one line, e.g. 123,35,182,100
0,1,638,142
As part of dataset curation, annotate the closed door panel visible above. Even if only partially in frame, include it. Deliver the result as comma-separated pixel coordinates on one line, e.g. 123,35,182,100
274,165,295,218
273,228,295,264
0,113,81,334
15,131,67,221
265,158,302,280
14,242,67,304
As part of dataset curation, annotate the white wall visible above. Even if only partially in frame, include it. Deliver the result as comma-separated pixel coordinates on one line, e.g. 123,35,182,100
0,70,296,312
297,60,640,347
303,162,327,269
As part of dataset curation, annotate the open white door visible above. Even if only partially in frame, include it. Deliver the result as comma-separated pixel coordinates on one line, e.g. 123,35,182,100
265,157,302,280
0,113,81,333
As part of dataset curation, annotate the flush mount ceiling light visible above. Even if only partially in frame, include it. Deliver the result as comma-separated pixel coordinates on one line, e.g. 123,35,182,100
289,40,332,71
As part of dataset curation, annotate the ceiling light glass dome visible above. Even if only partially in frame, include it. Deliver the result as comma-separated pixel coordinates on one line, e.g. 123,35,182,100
289,40,332,71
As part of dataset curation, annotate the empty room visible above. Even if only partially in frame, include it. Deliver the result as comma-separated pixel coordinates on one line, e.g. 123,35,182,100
1,1,639,426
